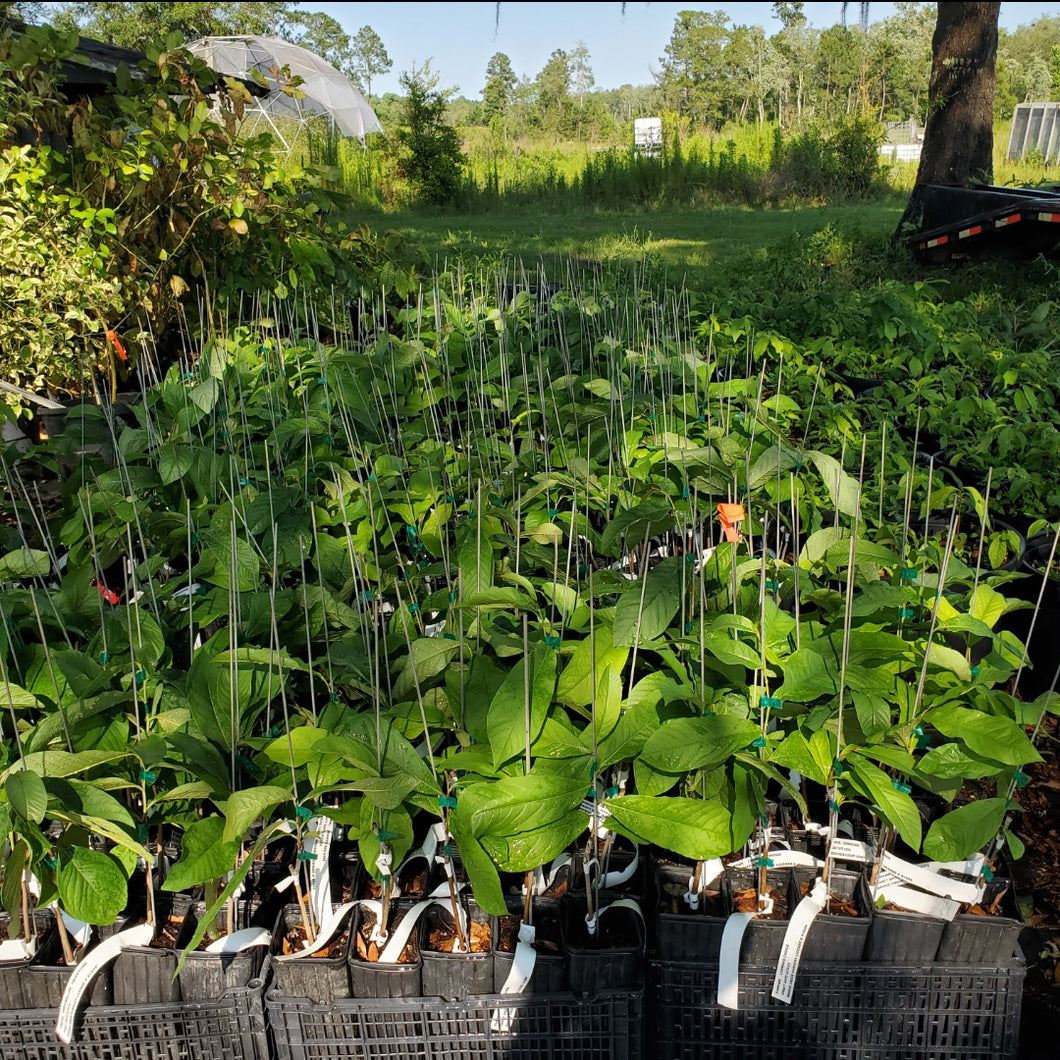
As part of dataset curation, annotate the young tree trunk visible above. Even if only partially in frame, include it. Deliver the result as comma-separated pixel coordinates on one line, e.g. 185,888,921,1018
914,1,1000,186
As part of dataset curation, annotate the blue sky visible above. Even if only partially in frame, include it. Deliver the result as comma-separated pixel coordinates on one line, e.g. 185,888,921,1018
313,2,1060,97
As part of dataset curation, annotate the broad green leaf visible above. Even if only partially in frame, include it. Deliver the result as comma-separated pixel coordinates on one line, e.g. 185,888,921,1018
556,623,628,708
393,638,461,700
458,523,494,595
777,649,839,702
923,798,1007,862
479,811,586,873
202,534,260,592
222,785,290,843
799,526,847,568
844,753,922,852
851,691,890,741
596,677,668,769
487,647,557,768
0,548,49,580
332,772,418,810
969,585,1007,630
10,749,131,780
808,451,860,519
640,715,760,774
604,795,732,860
771,730,829,786
612,558,683,647
926,704,1041,766
461,773,586,838
599,501,675,558
447,809,506,915
6,770,47,824
56,846,127,926
917,742,1005,780
163,816,239,891
158,444,194,485
925,643,973,683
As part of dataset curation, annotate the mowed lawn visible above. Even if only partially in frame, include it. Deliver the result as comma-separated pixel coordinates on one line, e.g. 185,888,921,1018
352,200,907,284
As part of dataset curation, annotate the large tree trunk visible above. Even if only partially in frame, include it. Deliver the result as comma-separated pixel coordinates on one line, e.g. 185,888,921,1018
895,2,1000,239
915,2,999,186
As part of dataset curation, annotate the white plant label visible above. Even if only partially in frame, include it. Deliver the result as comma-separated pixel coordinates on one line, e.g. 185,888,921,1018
304,815,334,928
274,873,297,893
0,937,35,962
875,882,960,921
772,879,828,1004
877,851,980,904
730,850,821,870
925,852,985,878
828,838,872,863
718,912,756,1011
491,923,539,1034
59,910,92,948
276,902,356,961
56,923,154,1043
601,842,638,889
204,927,272,954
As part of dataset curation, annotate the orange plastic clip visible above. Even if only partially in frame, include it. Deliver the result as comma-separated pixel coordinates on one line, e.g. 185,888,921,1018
716,502,745,543
106,328,128,362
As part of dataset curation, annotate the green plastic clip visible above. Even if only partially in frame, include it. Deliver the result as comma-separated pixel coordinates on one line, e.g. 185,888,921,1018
828,800,841,812
1013,768,1030,788
99,652,109,664
547,508,559,518
43,856,56,870
685,622,695,634
900,567,919,581
833,760,844,777
295,807,312,819
755,856,774,868
980,864,994,881
898,606,915,620
545,635,561,649
377,830,398,841
443,633,456,641
682,487,689,499
760,696,782,710
892,780,912,794
297,851,317,861
765,580,781,592
970,665,980,677
915,724,931,750
135,671,146,687
140,770,156,784
329,692,338,702
752,736,768,749
438,796,457,810
408,603,419,613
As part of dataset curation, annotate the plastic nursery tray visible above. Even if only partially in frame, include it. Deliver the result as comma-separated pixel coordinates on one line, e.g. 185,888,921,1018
266,987,644,1060
0,967,269,1060
649,957,1025,1060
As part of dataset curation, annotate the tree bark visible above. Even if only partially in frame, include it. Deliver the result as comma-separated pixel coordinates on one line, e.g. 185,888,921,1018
914,2,1000,186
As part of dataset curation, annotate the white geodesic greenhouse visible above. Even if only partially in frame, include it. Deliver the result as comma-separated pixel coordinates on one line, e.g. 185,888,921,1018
187,35,384,146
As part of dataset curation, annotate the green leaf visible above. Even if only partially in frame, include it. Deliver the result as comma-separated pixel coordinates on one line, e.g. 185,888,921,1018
163,816,239,891
640,715,761,774
222,786,290,843
599,501,675,558
968,585,1008,630
158,444,194,485
923,798,1007,862
771,730,830,786
0,548,50,580
925,642,973,683
461,773,586,838
808,451,860,518
605,795,732,859
479,811,586,873
487,647,557,768
458,523,494,595
613,558,682,647
447,809,506,915
926,704,1041,766
556,622,629,709
43,778,134,827
394,638,461,700
844,753,922,852
6,770,47,824
917,742,1005,780
777,649,839,702
56,846,127,926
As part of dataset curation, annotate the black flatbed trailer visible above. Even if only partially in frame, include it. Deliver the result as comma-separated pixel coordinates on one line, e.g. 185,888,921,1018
910,183,1060,263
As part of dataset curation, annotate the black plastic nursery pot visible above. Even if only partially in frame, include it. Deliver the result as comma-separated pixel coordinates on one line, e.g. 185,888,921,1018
652,861,726,963
864,906,946,963
20,922,112,1009
271,904,354,1004
493,897,566,994
563,897,645,996
347,900,423,999
724,867,797,965
111,893,196,1005
936,877,1023,964
177,900,278,1002
797,869,872,963
420,899,494,1001
0,911,57,1009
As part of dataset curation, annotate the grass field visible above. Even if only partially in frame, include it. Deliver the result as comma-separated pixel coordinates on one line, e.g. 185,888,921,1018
355,198,908,288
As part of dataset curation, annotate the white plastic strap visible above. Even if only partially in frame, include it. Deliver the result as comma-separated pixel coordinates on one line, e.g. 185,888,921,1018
274,873,297,894
491,922,539,1032
205,927,272,954
601,843,639,889
771,878,828,1004
56,923,154,1043
304,816,334,928
874,882,961,921
876,851,980,905
275,902,357,962
718,912,756,1010
730,851,821,870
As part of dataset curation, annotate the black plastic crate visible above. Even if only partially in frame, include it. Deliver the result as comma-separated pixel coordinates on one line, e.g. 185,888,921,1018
649,958,1024,1060
0,973,269,1060
266,988,643,1060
